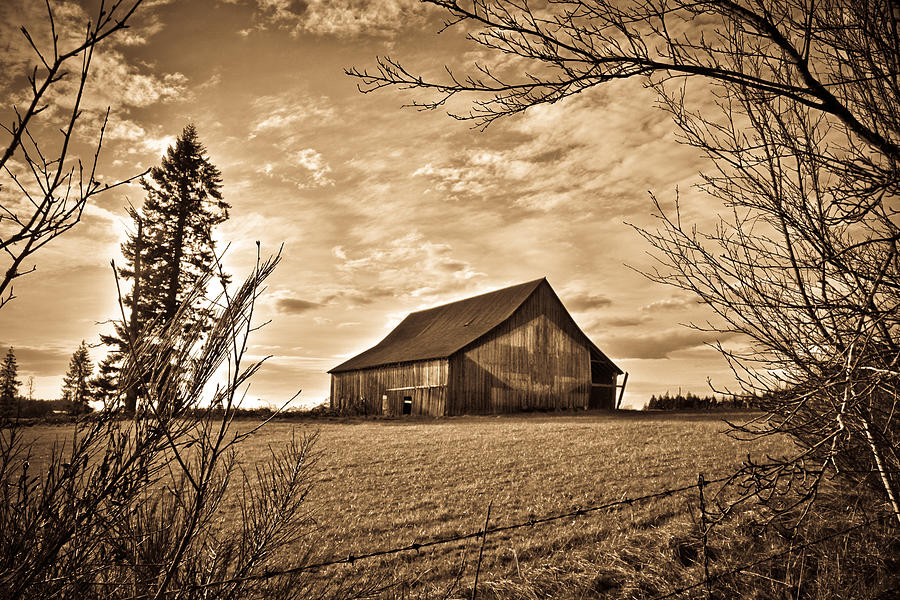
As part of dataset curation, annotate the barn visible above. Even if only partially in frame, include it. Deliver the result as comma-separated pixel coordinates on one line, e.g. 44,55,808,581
328,278,625,416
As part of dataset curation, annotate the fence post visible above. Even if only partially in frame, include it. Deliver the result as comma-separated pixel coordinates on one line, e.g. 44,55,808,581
698,473,712,600
472,500,493,600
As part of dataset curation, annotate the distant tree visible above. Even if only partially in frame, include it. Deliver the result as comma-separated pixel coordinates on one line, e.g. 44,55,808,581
0,348,19,414
104,125,230,413
62,341,94,414
90,355,118,408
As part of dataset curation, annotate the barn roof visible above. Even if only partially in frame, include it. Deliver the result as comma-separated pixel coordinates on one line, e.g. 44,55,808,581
329,278,621,374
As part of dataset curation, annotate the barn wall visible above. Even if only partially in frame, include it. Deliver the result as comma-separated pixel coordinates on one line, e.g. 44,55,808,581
447,282,593,414
330,358,448,415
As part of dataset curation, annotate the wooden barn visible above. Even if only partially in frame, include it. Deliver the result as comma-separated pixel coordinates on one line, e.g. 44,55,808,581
328,278,624,416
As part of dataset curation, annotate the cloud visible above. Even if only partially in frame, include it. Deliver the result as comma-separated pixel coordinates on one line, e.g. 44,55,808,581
275,298,321,314
247,0,429,37
85,57,189,109
412,149,549,201
320,286,395,307
0,0,188,154
288,148,333,187
404,82,704,226
640,296,696,312
249,94,336,135
0,2,91,86
103,119,148,141
602,328,739,359
0,344,73,376
324,231,486,309
602,316,648,328
136,134,178,158
564,292,613,313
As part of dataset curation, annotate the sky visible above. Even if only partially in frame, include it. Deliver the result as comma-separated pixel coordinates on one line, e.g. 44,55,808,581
0,0,744,409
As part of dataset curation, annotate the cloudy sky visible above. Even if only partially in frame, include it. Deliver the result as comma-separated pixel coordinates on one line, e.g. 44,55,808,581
0,0,740,408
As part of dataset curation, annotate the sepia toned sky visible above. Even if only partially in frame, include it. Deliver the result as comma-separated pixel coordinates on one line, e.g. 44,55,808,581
0,0,744,408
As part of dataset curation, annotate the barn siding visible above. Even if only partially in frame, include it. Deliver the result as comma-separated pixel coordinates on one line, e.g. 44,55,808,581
446,282,595,414
330,359,448,415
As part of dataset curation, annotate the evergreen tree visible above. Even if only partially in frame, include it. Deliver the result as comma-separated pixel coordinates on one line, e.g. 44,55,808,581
130,123,229,326
104,125,230,413
0,347,19,414
62,341,94,414
90,354,118,408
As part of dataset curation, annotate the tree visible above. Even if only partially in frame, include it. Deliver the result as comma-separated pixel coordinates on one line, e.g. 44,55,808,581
132,123,229,327
0,1,146,309
0,347,19,414
350,1,900,526
104,125,230,412
90,354,118,407
62,341,94,414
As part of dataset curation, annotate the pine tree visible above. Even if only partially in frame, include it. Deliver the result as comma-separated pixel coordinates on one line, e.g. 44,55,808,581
133,123,229,325
0,347,19,414
90,354,118,407
62,341,94,414
104,125,230,413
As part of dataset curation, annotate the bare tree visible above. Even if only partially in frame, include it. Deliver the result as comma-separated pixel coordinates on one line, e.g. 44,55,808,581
349,0,899,525
0,0,147,309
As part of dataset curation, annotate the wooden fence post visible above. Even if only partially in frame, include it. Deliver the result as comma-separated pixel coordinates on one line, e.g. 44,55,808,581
698,473,712,600
472,500,493,600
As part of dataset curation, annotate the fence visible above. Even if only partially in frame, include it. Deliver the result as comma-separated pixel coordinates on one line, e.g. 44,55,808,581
128,467,896,599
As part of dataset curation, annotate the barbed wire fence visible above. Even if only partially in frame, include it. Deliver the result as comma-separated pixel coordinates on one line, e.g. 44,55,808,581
103,464,895,600
100,464,899,599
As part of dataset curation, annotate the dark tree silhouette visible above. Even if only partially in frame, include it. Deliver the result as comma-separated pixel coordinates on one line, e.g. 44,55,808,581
132,124,229,327
0,348,19,414
103,125,229,412
62,341,94,413
90,354,118,407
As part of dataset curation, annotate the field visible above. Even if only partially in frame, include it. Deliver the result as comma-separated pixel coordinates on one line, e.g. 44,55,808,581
24,410,829,598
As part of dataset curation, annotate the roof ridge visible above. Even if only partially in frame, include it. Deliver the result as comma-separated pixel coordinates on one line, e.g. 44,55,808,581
406,277,547,316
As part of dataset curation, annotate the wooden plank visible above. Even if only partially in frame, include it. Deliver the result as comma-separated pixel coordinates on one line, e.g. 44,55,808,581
330,358,449,415
616,372,629,410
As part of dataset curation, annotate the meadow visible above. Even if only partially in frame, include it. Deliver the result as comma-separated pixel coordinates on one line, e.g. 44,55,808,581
25,410,849,598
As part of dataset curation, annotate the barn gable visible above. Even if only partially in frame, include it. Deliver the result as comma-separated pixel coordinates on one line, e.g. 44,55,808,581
329,278,623,415
448,280,620,413
329,279,545,373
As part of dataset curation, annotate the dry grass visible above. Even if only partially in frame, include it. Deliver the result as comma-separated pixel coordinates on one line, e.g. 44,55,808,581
21,411,898,598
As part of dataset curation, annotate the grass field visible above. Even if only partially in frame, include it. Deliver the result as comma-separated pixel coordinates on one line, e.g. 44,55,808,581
25,410,819,598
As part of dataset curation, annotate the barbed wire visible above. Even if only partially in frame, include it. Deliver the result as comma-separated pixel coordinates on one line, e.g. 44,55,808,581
93,464,898,599
114,472,737,598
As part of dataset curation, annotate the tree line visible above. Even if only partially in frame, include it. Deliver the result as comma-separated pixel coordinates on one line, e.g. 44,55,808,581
1,341,102,417
646,391,765,411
